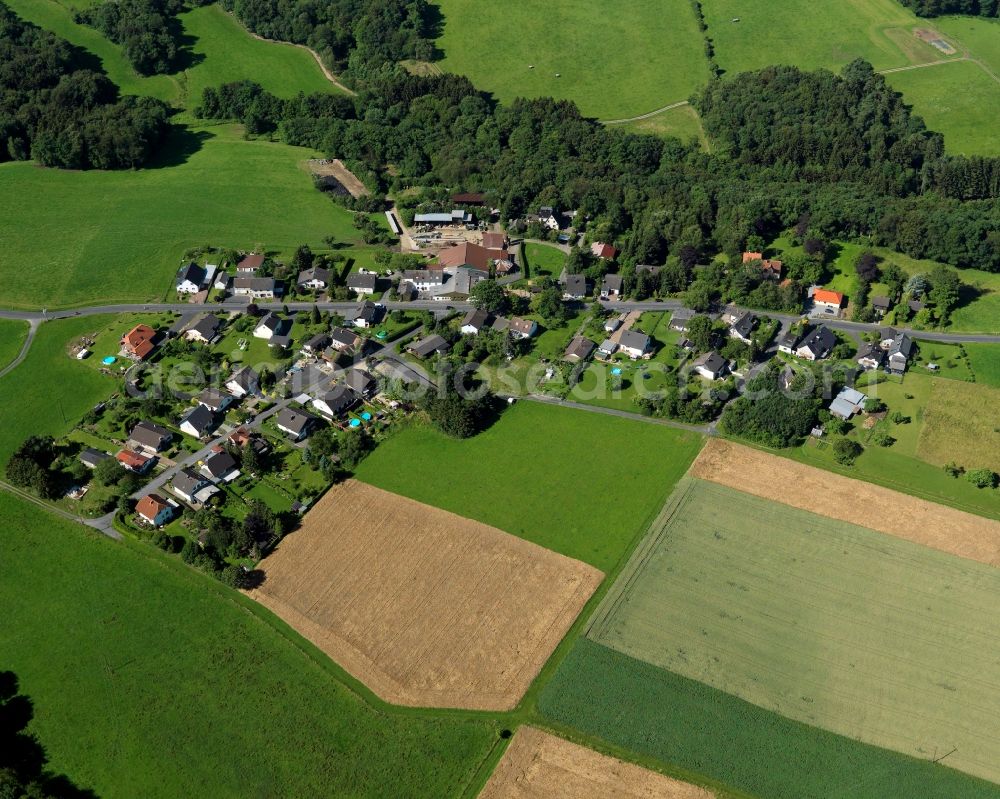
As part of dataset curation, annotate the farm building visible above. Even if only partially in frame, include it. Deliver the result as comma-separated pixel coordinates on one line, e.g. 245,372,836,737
829,386,868,420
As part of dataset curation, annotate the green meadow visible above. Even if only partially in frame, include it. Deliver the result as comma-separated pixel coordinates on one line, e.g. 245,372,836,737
521,242,566,278
433,0,711,119
0,492,498,798
0,1,355,310
615,104,710,148
965,343,1000,387
354,401,704,571
588,478,1000,784
0,320,29,371
937,15,1000,75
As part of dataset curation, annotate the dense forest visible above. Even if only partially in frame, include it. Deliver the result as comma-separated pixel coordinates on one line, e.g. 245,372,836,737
222,0,433,75
75,0,207,76
897,0,999,16
196,60,1000,273
0,3,170,169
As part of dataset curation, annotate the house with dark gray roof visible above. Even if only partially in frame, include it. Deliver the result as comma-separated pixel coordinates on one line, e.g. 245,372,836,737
795,326,836,361
346,272,378,295
343,369,377,397
312,384,360,418
348,301,384,328
777,329,800,354
185,314,222,344
302,332,331,355
600,273,623,298
692,351,727,380
226,366,259,398
201,450,240,482
197,388,235,413
276,407,319,440
729,312,759,345
856,342,885,371
176,263,207,294
297,266,331,290
407,334,450,359
618,329,651,359
171,468,214,504
79,447,110,469
564,336,595,362
669,308,695,332
179,404,216,439
128,421,173,454
562,274,588,300
888,332,913,374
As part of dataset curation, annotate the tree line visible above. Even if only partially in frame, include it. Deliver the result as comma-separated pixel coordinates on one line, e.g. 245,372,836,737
196,58,1000,273
896,0,998,16
0,3,170,169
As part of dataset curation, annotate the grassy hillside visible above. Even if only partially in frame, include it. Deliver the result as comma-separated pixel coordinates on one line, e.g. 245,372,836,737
0,493,498,798
0,320,29,371
540,639,1000,799
354,402,704,571
0,1,357,310
589,478,1000,783
433,0,711,119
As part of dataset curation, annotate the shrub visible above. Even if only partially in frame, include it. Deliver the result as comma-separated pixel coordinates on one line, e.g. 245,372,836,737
833,438,863,465
966,468,998,489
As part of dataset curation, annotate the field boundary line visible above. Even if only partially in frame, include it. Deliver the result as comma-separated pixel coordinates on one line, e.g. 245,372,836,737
584,477,695,640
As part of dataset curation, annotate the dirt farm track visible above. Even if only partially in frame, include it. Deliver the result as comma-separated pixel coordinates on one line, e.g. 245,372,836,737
692,439,1000,567
248,480,603,710
479,726,714,799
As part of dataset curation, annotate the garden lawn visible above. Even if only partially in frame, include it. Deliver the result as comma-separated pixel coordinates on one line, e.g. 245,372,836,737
965,343,1000,387
434,0,711,119
885,60,1000,157
0,316,117,463
586,478,1000,784
702,0,947,74
354,401,704,571
539,639,1000,799
522,242,566,278
0,493,498,799
0,319,29,371
0,125,359,310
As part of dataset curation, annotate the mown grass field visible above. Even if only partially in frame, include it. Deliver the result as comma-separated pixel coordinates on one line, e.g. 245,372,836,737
937,15,1000,74
0,0,356,310
965,343,1000,387
917,378,1000,473
616,105,710,148
434,0,711,119
539,638,1000,799
522,242,566,278
354,401,703,571
886,60,1000,157
0,493,499,798
587,477,1000,783
0,319,29,371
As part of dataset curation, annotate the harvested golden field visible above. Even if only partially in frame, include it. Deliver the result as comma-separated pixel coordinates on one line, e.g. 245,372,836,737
692,439,1000,567
917,378,1000,473
248,480,603,710
479,726,713,799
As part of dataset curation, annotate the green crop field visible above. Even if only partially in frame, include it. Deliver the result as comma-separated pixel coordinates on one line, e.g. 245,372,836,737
917,378,1000,473
965,343,1000,387
885,60,1000,157
354,401,703,571
0,1,360,310
540,638,1000,799
0,493,498,798
0,320,29,371
433,0,711,120
522,242,566,278
587,478,1000,783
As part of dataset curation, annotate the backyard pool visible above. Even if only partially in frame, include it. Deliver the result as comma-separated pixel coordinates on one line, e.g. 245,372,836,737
102,356,116,365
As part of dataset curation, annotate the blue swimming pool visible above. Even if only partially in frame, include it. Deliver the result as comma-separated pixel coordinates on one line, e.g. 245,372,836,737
102,356,116,365
611,367,622,376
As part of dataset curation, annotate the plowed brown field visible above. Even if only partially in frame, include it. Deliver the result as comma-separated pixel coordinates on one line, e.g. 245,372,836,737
692,439,1000,566
478,726,713,799
248,480,603,710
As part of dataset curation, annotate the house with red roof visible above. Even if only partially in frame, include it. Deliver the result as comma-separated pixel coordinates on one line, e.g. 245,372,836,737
742,251,783,280
121,324,157,360
591,242,617,260
811,288,845,316
136,493,175,527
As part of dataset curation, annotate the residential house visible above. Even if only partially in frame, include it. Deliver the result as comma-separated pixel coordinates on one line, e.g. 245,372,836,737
348,301,384,329
619,330,651,360
564,336,595,362
668,308,695,332
128,421,172,454
214,272,231,291
346,272,378,296
729,312,759,345
601,274,623,298
117,450,154,474
871,296,891,318
908,299,925,314
795,326,836,361
228,427,268,455
407,334,451,359
811,288,844,316
302,332,331,355
528,206,561,230
276,407,319,440
253,313,287,340
79,448,110,469
237,253,265,274
233,277,278,299
171,468,214,504
692,351,728,380
591,242,617,260
460,308,492,335
136,493,175,527
226,366,259,398
742,251,783,280
829,386,868,420
887,332,914,374
507,317,537,339
297,266,331,291
432,266,488,300
343,369,377,398
202,450,240,483
197,388,235,413
176,262,207,294
312,385,359,419
777,329,801,355
598,339,618,358
876,327,898,349
856,342,885,371
327,327,363,354
121,324,157,360
179,404,215,439
401,270,446,293
185,314,222,345
562,274,588,300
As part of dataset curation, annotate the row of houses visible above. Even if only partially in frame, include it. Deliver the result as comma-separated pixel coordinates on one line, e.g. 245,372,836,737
460,309,537,339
